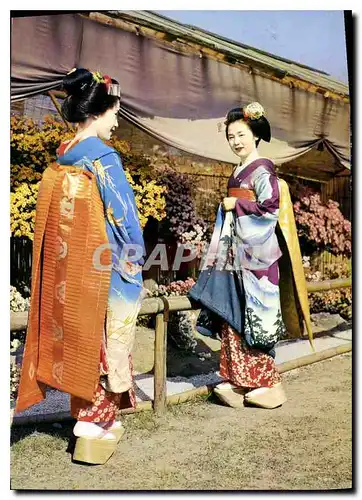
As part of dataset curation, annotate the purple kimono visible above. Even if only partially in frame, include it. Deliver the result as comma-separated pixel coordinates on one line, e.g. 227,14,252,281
229,158,286,347
198,158,286,350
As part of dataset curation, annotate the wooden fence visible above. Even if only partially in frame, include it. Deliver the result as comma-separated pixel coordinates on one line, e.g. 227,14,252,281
310,250,351,277
10,276,352,415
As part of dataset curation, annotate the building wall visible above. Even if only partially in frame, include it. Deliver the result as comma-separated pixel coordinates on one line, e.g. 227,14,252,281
320,176,351,220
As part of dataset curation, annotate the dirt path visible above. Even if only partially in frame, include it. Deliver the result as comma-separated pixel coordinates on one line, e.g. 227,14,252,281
11,353,352,491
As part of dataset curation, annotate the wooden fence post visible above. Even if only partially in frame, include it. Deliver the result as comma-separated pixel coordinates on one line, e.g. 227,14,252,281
153,297,170,415
154,312,167,414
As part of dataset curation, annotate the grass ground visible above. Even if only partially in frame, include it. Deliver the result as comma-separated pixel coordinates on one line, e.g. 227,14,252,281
11,352,352,491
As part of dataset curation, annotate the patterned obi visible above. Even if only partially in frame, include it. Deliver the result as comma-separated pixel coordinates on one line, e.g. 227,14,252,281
228,187,256,201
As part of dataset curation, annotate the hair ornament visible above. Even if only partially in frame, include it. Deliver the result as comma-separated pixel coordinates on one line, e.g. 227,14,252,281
243,102,265,120
103,75,112,90
108,81,121,98
92,71,105,84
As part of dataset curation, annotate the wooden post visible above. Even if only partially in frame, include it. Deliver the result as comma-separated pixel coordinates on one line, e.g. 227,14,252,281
154,312,167,414
47,91,71,130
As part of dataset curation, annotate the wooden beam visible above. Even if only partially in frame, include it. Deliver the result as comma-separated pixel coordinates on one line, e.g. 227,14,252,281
277,170,330,184
140,296,194,315
277,342,352,374
306,278,351,293
50,90,67,99
118,385,213,415
47,91,71,130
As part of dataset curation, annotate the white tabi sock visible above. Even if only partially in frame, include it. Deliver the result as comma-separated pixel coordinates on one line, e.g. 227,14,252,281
73,421,115,439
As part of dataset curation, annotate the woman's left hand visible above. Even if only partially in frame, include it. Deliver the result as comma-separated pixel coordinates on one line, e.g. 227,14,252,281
222,197,237,211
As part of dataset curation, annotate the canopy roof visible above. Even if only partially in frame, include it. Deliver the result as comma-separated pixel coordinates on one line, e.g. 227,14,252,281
11,11,350,173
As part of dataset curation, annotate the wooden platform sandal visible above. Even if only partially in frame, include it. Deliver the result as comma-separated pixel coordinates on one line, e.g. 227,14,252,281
73,429,118,465
213,383,249,409
244,382,287,409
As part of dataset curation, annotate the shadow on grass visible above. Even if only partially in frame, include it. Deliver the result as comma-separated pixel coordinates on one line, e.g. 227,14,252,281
11,419,76,447
166,337,220,378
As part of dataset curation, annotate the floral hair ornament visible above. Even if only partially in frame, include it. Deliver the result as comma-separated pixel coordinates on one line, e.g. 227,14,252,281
92,71,120,97
103,75,112,90
243,102,265,120
92,71,105,84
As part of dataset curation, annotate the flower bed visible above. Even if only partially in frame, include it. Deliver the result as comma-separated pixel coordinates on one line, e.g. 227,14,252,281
291,185,351,258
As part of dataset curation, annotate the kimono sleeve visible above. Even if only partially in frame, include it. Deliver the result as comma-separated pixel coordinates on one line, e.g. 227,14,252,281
93,152,145,264
233,166,282,269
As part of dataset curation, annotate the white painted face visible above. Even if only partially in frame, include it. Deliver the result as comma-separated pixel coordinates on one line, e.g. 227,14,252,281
227,119,258,159
95,101,120,140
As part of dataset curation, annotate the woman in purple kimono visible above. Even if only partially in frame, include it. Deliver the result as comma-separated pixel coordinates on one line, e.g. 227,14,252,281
203,103,289,409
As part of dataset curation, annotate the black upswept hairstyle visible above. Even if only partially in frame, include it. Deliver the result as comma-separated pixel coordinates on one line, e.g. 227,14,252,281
225,107,271,147
61,68,120,123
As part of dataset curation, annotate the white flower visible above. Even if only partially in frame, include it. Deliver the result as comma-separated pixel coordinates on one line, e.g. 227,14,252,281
10,339,21,352
244,102,265,120
10,286,30,312
302,256,311,268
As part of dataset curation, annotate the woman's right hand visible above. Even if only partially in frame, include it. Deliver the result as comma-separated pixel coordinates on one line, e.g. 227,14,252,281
222,197,237,211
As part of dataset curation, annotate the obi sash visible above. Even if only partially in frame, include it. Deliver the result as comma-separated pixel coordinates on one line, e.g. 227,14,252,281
228,187,256,201
16,163,112,413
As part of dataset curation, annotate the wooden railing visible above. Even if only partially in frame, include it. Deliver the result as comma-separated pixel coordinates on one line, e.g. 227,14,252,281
10,277,351,414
